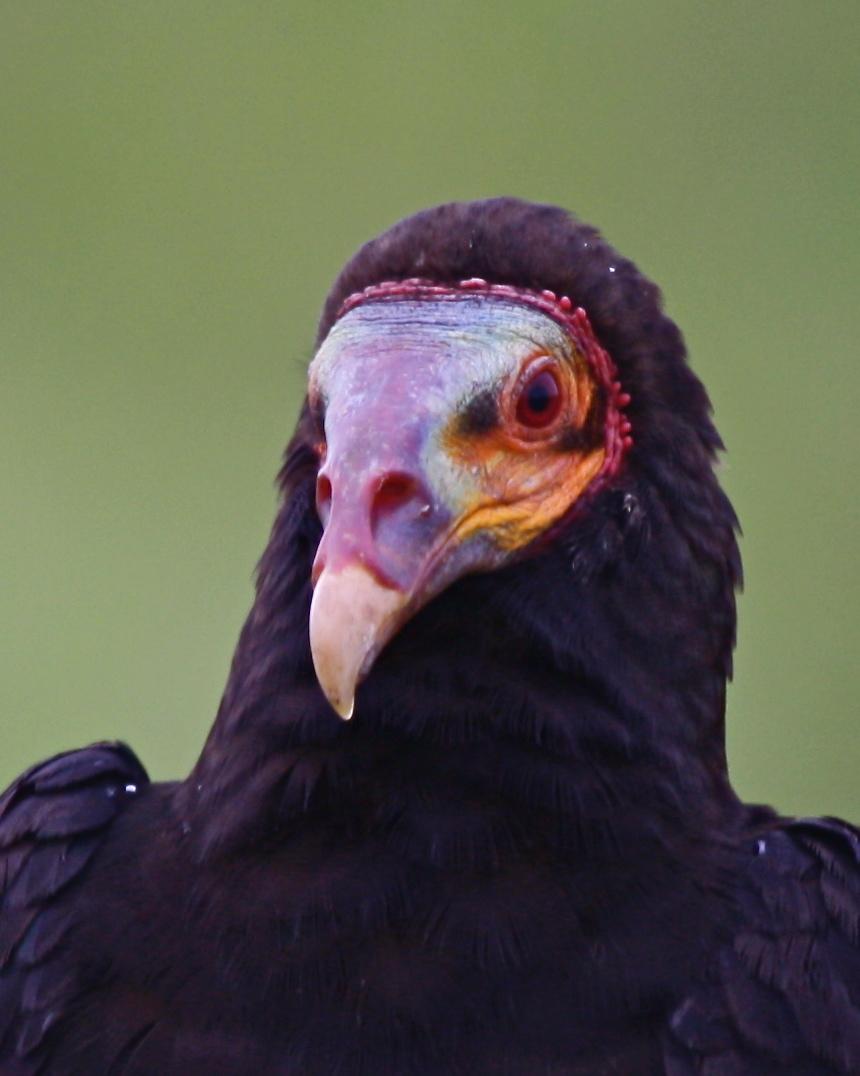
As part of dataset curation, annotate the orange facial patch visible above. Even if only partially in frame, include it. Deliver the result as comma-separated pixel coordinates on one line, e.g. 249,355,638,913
443,346,607,553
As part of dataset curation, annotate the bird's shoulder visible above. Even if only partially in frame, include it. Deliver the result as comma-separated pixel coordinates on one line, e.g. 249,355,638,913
664,814,860,1075
0,741,150,1067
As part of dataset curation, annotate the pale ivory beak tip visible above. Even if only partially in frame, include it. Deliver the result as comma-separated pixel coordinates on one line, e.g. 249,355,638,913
309,564,405,723
335,696,355,721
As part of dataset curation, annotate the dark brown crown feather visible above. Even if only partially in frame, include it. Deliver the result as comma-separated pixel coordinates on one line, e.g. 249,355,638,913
317,198,719,464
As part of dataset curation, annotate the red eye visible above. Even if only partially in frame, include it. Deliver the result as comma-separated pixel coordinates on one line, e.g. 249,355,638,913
515,367,562,428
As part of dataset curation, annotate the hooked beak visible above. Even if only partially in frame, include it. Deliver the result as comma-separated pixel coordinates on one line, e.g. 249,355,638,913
308,452,461,719
309,565,408,720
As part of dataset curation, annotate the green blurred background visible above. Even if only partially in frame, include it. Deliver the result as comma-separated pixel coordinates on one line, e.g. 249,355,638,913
1,3,857,817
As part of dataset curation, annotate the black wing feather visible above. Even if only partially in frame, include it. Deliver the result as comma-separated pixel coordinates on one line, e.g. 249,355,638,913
0,742,149,1068
665,816,860,1075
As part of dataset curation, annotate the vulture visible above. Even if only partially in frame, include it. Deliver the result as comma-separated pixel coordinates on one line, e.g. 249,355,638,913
1,198,858,1075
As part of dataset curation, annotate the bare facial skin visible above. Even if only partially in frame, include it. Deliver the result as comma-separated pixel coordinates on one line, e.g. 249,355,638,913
307,294,607,718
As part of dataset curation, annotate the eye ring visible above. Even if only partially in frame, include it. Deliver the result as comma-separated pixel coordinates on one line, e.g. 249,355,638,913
513,360,564,431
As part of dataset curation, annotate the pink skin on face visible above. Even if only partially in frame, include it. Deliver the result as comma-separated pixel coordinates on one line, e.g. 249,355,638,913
305,292,621,718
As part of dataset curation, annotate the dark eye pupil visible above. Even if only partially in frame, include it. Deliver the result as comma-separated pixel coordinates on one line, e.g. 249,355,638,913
516,368,561,427
527,379,553,412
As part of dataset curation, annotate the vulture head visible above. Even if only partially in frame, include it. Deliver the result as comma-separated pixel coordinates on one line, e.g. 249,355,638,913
304,197,737,714
198,197,740,852
308,279,630,719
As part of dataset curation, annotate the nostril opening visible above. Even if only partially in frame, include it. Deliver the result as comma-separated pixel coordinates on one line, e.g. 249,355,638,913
316,474,333,525
375,472,418,508
370,472,428,533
